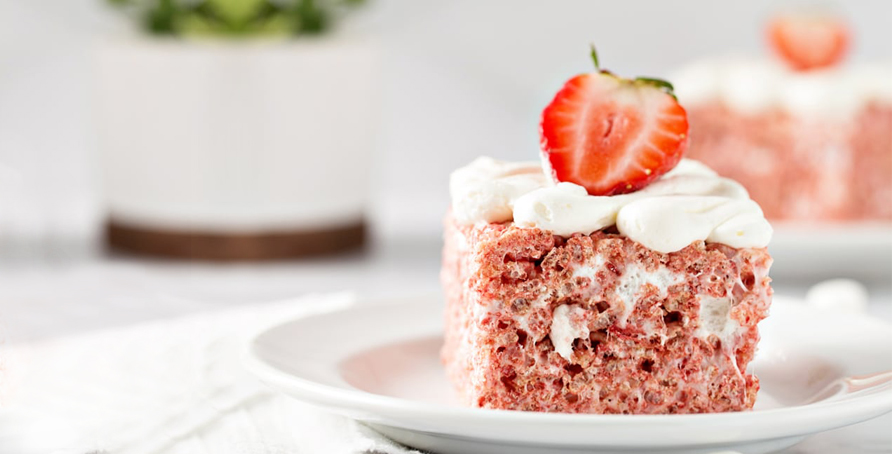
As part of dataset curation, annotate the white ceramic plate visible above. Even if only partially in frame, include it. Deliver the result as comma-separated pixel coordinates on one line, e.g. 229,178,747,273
243,294,892,454
768,223,892,280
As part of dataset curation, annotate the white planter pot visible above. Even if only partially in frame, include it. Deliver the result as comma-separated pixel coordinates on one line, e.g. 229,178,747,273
94,33,378,259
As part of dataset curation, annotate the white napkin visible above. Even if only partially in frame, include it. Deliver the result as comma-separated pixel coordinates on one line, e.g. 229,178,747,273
0,293,423,454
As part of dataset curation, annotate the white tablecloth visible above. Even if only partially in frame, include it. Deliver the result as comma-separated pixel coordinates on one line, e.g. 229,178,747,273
1,282,890,453
0,293,419,454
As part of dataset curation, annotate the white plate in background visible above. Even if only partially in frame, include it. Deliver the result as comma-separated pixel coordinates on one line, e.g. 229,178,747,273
768,222,892,281
244,294,892,454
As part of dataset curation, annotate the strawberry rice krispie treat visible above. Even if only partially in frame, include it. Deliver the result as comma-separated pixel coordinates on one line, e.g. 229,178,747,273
673,12,892,221
441,48,774,414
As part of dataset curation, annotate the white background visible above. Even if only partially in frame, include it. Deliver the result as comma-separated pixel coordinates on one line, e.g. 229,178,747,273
1,0,891,242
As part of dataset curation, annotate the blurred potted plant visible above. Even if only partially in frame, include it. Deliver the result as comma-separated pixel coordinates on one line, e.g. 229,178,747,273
96,0,377,260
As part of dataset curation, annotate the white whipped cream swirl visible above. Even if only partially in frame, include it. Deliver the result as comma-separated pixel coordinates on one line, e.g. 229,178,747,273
449,157,772,253
449,157,549,224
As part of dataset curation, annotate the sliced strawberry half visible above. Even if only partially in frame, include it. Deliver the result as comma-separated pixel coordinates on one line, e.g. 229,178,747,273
540,49,688,196
768,12,850,71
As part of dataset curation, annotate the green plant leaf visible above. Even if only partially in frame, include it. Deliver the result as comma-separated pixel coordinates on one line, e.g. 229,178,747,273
294,0,329,34
205,0,268,24
110,0,363,37
146,0,178,34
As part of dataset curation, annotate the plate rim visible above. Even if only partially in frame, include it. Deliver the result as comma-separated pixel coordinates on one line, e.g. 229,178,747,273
242,294,892,444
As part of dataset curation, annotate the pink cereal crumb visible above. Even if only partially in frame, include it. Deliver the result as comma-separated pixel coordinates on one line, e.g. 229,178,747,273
441,215,772,414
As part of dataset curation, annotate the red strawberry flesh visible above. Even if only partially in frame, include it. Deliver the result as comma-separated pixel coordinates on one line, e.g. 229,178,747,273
768,13,850,71
540,72,689,196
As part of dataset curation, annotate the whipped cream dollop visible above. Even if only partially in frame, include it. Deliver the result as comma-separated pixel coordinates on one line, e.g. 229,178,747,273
449,158,772,253
449,157,548,224
671,57,892,118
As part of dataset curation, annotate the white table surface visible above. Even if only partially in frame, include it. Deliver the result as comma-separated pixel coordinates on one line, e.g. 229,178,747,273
1,234,890,453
